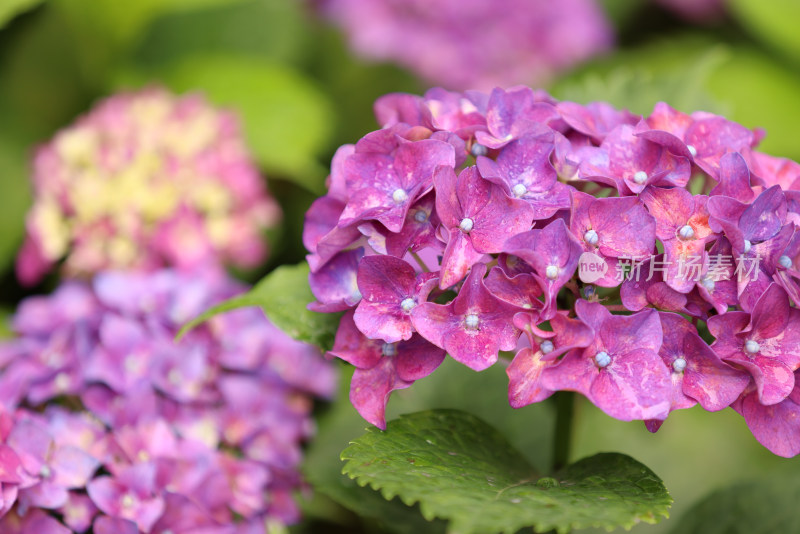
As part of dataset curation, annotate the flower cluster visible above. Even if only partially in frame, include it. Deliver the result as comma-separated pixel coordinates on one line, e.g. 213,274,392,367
0,269,336,532
305,85,800,457
317,0,612,90
17,87,280,286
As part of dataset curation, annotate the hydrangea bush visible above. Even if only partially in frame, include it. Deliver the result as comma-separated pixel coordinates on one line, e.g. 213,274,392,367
317,0,612,90
0,268,336,533
305,85,800,458
17,87,280,286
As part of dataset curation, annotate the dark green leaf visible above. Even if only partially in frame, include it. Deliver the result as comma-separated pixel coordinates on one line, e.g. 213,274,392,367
669,475,800,534
0,0,45,29
179,263,339,351
303,356,554,533
342,410,671,534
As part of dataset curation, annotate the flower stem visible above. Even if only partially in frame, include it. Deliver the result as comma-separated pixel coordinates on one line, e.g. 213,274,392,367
551,391,574,472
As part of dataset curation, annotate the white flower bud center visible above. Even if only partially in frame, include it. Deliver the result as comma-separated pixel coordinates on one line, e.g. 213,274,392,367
121,493,136,508
400,297,416,312
459,217,474,233
540,340,554,354
392,188,408,204
633,171,648,184
672,357,687,373
687,145,697,157
39,465,52,479
545,265,559,280
779,255,793,269
465,313,480,330
744,340,760,355
743,240,752,254
678,225,694,240
512,183,527,198
414,210,428,223
471,143,488,157
584,229,599,246
595,351,611,368
382,343,397,357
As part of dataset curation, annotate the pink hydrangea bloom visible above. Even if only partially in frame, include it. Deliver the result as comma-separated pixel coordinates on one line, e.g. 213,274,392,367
16,88,280,286
305,84,800,457
0,269,336,530
318,0,613,90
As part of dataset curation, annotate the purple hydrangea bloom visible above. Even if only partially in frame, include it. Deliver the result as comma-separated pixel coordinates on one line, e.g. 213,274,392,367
0,269,336,531
318,0,612,90
16,88,280,286
305,85,800,456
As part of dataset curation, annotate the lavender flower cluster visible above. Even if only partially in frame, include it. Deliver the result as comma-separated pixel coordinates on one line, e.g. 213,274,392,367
0,268,336,533
318,0,612,90
305,86,800,457
17,88,280,286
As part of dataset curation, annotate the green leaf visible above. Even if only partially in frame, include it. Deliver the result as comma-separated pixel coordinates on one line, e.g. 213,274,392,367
303,357,554,533
669,475,800,534
342,410,671,534
179,262,339,351
729,0,800,63
133,0,310,69
127,54,332,193
0,0,45,29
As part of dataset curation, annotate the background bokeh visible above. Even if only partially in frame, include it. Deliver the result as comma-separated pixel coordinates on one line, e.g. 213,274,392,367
2,0,800,532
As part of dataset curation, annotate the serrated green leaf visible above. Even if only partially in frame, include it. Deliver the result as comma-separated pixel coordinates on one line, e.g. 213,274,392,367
302,358,553,533
0,0,45,29
669,475,800,534
342,410,671,534
729,0,800,63
179,263,339,351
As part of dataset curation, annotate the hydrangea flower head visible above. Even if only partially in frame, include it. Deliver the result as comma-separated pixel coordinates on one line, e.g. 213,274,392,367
17,88,280,285
305,84,800,457
0,269,335,530
318,0,612,90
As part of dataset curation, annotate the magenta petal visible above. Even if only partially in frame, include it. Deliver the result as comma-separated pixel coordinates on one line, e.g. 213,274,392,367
393,336,446,382
350,359,411,429
740,388,800,458
507,347,556,407
93,516,139,534
329,311,383,370
589,348,671,421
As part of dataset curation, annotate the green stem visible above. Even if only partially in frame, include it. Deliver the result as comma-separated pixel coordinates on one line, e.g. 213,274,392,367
410,251,430,273
552,391,574,472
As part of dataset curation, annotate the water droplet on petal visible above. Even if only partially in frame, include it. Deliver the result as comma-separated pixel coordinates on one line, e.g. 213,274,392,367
687,145,697,157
